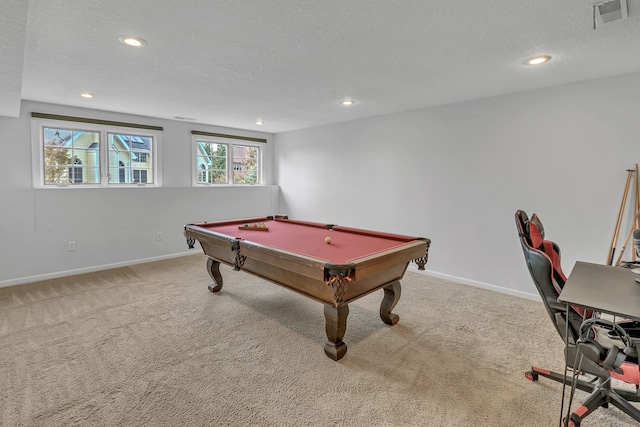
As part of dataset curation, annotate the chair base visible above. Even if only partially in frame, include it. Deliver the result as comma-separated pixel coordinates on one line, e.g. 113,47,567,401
526,366,640,426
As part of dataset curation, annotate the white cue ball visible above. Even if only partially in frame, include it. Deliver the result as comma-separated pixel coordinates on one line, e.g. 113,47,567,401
325,237,332,244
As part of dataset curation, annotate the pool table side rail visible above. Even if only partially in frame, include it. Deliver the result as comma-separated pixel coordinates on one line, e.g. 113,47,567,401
190,216,275,229
234,239,427,306
338,239,429,303
330,225,420,242
188,226,339,304
189,216,333,232
346,239,428,279
274,217,333,230
185,225,331,281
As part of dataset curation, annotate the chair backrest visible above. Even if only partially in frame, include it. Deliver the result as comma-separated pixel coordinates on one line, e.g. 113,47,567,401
515,210,592,344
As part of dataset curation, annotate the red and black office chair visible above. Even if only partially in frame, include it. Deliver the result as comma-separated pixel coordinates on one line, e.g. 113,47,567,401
515,210,640,426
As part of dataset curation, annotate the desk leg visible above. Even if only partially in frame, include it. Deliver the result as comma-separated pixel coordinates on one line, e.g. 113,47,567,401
380,280,401,325
206,257,223,293
324,304,349,360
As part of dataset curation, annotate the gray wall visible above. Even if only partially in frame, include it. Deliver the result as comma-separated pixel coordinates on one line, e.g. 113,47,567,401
275,71,640,299
0,101,278,286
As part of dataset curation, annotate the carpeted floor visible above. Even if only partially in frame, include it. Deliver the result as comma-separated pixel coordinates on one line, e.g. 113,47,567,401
1,254,638,426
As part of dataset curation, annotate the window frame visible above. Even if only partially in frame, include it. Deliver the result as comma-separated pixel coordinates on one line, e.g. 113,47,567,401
191,133,263,186
31,115,163,188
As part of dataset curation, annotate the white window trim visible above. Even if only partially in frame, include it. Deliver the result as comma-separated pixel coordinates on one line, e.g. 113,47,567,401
191,134,263,186
31,116,162,188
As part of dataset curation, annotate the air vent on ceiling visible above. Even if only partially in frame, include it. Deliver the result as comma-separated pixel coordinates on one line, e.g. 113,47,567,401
594,0,628,27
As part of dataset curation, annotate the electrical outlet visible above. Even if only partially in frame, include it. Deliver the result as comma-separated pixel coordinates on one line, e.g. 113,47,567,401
68,241,76,252
156,232,163,241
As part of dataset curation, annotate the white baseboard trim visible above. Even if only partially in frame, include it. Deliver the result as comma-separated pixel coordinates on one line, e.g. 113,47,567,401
407,264,541,302
0,251,196,289
2,253,542,303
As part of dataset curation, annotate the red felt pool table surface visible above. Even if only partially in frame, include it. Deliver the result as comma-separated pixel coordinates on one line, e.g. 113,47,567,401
194,217,416,264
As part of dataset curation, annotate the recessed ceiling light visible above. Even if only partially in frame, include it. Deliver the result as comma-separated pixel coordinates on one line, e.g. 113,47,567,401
256,120,264,125
339,99,355,106
118,36,147,47
80,92,93,98
526,55,551,65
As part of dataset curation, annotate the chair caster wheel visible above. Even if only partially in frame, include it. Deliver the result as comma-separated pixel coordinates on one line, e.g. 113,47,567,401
563,417,579,427
525,370,538,381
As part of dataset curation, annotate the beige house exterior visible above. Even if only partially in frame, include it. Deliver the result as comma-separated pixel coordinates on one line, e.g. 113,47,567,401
44,128,152,184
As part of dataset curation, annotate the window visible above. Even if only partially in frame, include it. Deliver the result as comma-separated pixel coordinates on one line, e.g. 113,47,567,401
195,141,228,184
232,144,259,184
69,158,83,183
191,132,264,185
133,169,148,183
43,128,100,184
31,113,162,188
107,133,154,184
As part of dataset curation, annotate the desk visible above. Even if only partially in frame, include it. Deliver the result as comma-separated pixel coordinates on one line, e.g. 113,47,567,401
184,216,430,360
559,261,640,321
558,261,640,426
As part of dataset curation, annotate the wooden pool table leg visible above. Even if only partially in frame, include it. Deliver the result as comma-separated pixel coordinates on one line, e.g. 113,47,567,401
324,304,349,360
380,280,401,325
206,257,223,293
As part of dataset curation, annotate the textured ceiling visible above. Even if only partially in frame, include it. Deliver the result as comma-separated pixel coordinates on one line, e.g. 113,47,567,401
3,0,640,133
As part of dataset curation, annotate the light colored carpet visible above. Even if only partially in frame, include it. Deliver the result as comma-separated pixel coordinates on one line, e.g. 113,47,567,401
1,254,638,426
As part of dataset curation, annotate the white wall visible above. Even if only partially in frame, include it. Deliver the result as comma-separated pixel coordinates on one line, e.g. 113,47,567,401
6,73,640,296
275,71,640,299
0,101,278,286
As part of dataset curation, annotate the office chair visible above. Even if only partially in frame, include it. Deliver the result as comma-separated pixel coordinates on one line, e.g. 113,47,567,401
515,210,640,426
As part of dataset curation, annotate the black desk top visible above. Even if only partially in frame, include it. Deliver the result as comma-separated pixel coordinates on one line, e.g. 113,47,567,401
559,261,640,322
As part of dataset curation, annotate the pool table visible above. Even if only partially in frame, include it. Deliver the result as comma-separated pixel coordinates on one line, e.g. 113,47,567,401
184,215,431,360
